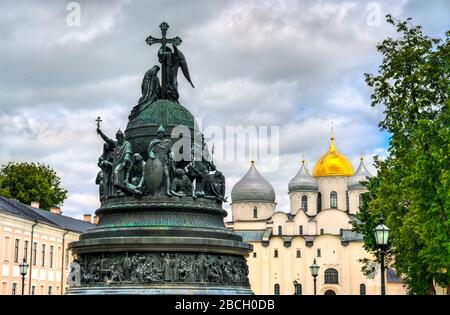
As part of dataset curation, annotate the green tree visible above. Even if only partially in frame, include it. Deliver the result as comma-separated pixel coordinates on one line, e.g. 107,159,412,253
0,162,68,210
353,16,450,294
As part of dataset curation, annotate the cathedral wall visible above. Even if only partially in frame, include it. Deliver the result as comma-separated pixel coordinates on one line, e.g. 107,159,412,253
289,192,318,216
290,212,310,235
272,212,288,235
348,189,365,214
230,220,269,231
317,177,349,211
315,209,353,235
243,234,408,295
231,202,275,221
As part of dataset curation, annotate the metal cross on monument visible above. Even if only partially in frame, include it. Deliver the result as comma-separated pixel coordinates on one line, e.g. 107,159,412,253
95,116,102,129
145,22,182,99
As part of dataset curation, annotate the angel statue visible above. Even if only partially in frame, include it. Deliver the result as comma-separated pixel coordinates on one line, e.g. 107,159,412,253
158,45,194,102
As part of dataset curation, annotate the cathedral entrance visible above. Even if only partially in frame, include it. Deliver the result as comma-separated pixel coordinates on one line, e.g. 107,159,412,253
324,290,336,295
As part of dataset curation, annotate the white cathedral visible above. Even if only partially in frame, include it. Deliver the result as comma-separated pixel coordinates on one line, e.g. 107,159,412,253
225,135,407,295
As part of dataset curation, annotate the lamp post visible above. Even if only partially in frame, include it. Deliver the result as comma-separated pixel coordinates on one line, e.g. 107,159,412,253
19,258,29,295
373,216,390,295
309,258,320,295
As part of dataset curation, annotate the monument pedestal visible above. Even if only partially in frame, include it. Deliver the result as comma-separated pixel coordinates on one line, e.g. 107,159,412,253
67,196,253,294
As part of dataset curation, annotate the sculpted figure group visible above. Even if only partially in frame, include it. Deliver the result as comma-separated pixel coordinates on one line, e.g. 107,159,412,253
71,252,249,287
95,124,227,205
95,41,225,204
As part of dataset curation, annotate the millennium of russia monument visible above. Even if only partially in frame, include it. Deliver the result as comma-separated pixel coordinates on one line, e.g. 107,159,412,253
66,22,252,294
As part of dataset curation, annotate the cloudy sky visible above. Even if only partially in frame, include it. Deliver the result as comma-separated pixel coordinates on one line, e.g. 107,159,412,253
0,0,448,219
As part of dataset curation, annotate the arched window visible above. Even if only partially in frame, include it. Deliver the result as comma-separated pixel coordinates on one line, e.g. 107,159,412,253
317,192,322,212
274,284,280,295
253,206,258,218
317,248,321,257
330,191,338,208
253,252,257,258
278,225,282,235
294,283,302,295
340,228,343,236
301,195,308,212
320,228,324,235
359,194,364,209
360,284,366,295
346,191,349,212
296,249,301,258
299,225,303,235
274,249,278,258
324,268,339,284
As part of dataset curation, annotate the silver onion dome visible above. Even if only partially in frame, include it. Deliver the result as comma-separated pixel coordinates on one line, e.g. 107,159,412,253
288,160,319,193
231,161,276,203
347,157,373,190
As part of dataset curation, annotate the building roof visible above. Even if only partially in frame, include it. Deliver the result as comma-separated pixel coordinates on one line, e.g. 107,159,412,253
288,160,319,193
341,230,364,242
347,156,373,190
313,136,354,177
231,161,276,203
234,230,266,242
0,197,95,233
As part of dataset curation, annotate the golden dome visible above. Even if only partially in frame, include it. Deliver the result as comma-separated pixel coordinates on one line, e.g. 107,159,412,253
312,136,354,177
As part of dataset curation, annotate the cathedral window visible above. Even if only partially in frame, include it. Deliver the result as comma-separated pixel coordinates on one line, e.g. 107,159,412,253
301,195,308,212
317,193,322,212
320,229,324,235
278,225,282,235
330,191,338,208
346,191,349,212
253,252,257,258
274,249,279,258
324,268,339,284
253,206,258,218
340,228,343,236
317,248,321,257
360,284,366,295
296,250,301,258
299,225,303,235
274,284,280,295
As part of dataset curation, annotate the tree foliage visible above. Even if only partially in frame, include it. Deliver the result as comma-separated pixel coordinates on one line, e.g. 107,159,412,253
353,16,450,294
0,162,68,210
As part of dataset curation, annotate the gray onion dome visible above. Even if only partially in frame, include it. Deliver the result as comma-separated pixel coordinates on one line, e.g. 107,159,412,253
231,161,276,203
347,157,373,190
288,160,319,192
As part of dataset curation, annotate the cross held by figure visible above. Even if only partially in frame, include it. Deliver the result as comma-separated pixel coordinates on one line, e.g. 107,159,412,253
96,116,102,129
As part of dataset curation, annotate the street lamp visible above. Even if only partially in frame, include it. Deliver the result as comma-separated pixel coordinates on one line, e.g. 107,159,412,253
373,216,390,295
19,258,29,295
309,258,320,295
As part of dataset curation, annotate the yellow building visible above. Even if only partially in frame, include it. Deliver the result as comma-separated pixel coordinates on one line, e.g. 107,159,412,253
226,136,407,295
0,197,95,295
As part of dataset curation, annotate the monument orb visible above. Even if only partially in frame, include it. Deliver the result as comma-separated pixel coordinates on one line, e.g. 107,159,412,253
66,22,253,295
